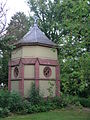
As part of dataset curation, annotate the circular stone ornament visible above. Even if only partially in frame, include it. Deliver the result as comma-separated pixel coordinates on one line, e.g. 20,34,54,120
14,67,19,78
43,66,52,78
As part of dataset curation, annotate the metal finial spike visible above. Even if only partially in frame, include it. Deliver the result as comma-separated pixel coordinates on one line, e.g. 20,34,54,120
33,16,39,25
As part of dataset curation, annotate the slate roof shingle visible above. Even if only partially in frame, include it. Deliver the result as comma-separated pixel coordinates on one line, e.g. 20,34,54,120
15,23,57,48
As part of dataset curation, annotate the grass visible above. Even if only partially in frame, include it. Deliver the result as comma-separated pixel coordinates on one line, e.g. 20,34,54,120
1,108,90,120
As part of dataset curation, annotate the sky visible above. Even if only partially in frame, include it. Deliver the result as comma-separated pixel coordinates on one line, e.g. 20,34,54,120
1,0,30,24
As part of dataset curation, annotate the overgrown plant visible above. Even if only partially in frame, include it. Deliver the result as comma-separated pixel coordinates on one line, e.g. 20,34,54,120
28,82,43,105
0,89,10,108
47,81,55,97
8,92,24,112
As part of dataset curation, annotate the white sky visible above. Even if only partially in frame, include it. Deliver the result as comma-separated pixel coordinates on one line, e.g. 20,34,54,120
1,0,30,24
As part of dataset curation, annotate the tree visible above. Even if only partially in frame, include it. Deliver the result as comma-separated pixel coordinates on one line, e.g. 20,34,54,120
0,11,32,85
0,0,8,85
6,12,31,43
27,0,90,96
0,0,7,37
0,36,13,85
0,12,31,85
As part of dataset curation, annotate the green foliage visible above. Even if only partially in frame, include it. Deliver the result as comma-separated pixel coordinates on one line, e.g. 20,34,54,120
0,89,90,118
0,36,13,85
61,94,81,107
27,83,67,112
0,0,89,97
0,90,24,113
79,97,90,108
47,81,55,97
27,0,90,97
28,83,43,105
0,12,31,85
6,12,30,41
0,90,10,108
0,1,90,118
8,92,24,112
52,96,67,108
0,107,10,118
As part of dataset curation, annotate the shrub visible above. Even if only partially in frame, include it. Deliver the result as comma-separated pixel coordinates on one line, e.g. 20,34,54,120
61,94,81,106
79,97,90,108
0,90,10,108
27,105,48,113
0,107,10,117
0,107,4,117
21,100,32,114
52,96,66,108
28,83,43,105
0,90,24,113
8,92,24,112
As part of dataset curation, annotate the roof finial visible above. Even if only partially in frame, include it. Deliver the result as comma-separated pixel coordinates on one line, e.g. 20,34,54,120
33,16,38,26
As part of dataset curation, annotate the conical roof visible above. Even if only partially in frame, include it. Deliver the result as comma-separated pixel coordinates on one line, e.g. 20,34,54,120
15,23,57,48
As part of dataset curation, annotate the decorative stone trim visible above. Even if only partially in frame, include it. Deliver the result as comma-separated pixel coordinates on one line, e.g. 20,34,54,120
19,61,24,96
8,63,11,91
55,65,60,96
35,60,39,89
38,58,58,66
9,58,59,66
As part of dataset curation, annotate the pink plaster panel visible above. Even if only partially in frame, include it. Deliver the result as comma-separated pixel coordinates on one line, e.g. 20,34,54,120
38,58,58,66
10,59,20,66
35,60,39,88
8,65,11,91
19,62,24,96
21,58,36,65
9,58,59,66
56,65,60,96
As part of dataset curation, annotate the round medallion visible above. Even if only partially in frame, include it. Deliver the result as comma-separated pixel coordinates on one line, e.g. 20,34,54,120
14,67,19,78
43,66,52,78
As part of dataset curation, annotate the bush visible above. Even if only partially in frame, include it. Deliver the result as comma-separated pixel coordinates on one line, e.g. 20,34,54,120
22,103,47,114
27,104,49,113
0,107,4,117
61,94,81,106
21,100,32,114
2,87,89,118
0,90,24,113
52,96,66,108
0,107,10,117
0,90,10,108
8,92,24,112
28,83,43,105
79,97,90,108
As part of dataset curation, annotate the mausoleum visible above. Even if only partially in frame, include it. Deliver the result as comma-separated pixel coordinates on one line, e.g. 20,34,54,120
8,19,60,97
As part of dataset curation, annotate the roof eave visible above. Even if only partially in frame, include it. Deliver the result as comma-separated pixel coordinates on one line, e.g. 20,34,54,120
15,42,58,49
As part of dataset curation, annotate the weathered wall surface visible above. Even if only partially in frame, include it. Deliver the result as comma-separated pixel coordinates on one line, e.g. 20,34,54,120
10,45,58,97
24,80,34,97
22,46,57,60
11,81,19,93
39,80,56,97
24,65,34,78
11,46,57,60
11,47,22,60
11,67,14,79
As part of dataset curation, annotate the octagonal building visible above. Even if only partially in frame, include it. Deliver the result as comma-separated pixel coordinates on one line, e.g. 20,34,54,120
8,21,60,97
